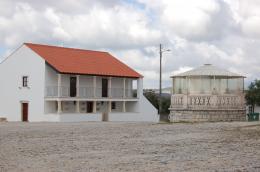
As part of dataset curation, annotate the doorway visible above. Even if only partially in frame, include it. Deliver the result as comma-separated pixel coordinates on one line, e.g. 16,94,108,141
86,102,93,113
102,78,108,97
21,103,28,122
70,77,77,97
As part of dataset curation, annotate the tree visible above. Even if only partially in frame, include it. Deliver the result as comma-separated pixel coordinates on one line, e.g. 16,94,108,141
245,79,260,112
143,91,170,115
143,91,159,110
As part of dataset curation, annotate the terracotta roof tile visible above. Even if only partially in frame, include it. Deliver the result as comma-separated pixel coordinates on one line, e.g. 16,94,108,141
25,43,142,78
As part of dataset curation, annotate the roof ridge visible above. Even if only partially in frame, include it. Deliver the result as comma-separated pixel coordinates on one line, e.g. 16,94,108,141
24,42,108,54
171,64,245,78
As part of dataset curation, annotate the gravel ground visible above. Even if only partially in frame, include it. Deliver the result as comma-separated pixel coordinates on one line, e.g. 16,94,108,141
0,121,260,172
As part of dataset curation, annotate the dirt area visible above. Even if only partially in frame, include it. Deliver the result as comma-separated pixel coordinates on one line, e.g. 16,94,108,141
0,121,260,172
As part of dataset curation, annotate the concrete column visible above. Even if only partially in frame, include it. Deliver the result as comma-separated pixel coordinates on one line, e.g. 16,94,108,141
123,78,126,98
137,78,143,98
93,76,96,98
76,101,80,113
108,77,112,98
212,95,218,108
122,101,126,112
226,78,229,93
58,74,62,97
188,77,190,94
172,78,174,94
93,101,97,113
183,94,188,109
200,76,203,93
213,76,216,94
242,78,244,93
108,101,111,113
57,101,62,114
76,75,80,97
185,77,188,94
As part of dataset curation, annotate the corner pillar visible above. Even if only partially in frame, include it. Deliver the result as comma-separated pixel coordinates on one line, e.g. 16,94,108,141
93,101,97,113
76,101,80,113
122,101,126,112
58,74,62,97
137,78,143,98
108,101,111,113
108,77,112,98
93,76,96,98
123,78,126,98
76,75,80,97
57,100,62,114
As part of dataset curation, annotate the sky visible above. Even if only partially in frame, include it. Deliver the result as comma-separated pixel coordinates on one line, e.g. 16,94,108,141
0,0,260,88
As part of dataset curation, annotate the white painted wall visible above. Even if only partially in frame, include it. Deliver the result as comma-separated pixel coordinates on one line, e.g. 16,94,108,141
255,106,260,113
59,113,102,122
109,112,158,122
45,65,58,86
79,75,93,87
45,101,57,113
0,45,46,121
0,45,158,122
111,77,123,88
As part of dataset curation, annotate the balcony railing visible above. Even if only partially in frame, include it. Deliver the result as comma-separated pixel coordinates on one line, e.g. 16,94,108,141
78,87,94,98
45,86,137,99
170,94,245,110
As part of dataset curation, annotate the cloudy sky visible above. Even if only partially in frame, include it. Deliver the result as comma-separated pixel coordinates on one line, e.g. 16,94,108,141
0,0,259,88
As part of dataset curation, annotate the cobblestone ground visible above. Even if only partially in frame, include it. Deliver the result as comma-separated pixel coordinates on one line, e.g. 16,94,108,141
0,122,260,172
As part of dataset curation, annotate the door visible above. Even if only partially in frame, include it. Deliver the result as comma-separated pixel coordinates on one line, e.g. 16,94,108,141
86,102,93,113
102,78,108,97
70,77,77,97
22,103,28,122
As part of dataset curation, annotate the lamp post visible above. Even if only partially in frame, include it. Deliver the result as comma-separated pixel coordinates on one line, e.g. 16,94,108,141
159,44,170,115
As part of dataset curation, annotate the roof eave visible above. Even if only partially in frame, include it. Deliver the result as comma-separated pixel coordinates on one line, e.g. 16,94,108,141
171,75,246,78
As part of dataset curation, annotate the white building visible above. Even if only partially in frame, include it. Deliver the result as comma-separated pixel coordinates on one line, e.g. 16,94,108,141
0,43,159,122
169,64,246,122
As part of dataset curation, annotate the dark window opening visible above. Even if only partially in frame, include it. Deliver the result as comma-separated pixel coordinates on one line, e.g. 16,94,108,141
87,102,93,113
70,77,77,97
102,78,108,97
112,102,116,110
22,76,28,87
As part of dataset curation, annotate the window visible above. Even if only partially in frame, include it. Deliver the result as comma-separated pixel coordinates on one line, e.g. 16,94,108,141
112,102,116,110
22,76,28,87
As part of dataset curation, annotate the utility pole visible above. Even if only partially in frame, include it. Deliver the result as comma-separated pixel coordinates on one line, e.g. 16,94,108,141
159,44,162,115
159,44,170,115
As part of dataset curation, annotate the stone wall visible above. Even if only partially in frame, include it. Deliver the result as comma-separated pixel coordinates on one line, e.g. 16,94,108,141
169,110,246,122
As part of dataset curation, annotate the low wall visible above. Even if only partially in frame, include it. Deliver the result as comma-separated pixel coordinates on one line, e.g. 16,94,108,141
169,110,246,122
45,112,159,122
59,113,102,122
109,112,159,122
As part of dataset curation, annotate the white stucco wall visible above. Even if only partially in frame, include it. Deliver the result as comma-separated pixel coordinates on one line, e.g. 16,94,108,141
79,76,93,87
0,45,46,121
108,91,159,122
252,106,260,114
45,65,58,86
111,77,123,88
59,113,102,122
0,45,158,122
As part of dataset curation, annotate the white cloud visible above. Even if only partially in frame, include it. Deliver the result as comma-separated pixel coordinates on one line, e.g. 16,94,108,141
172,66,193,75
242,16,260,38
0,0,260,88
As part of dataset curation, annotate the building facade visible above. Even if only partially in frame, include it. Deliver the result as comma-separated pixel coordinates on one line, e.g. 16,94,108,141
0,43,159,122
169,64,246,122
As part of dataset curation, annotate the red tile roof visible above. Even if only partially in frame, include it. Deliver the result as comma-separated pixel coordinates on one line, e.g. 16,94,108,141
25,43,142,78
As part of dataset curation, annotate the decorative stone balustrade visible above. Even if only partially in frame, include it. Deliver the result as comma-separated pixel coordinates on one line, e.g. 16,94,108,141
170,94,245,110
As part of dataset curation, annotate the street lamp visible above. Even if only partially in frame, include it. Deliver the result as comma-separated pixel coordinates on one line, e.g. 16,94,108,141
159,44,170,115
